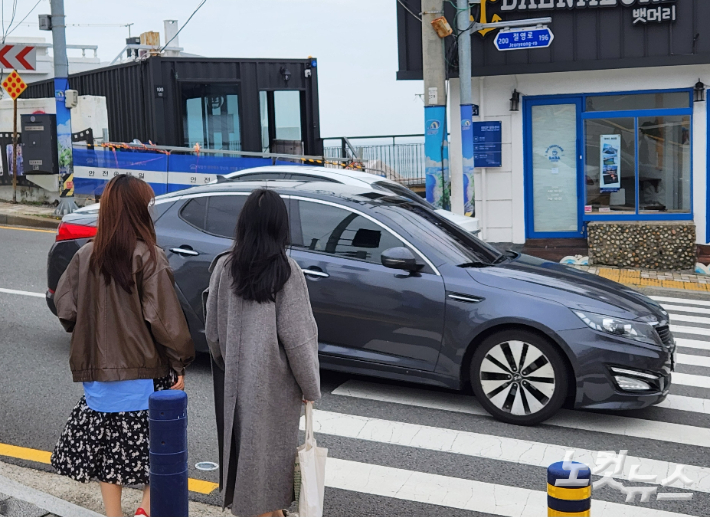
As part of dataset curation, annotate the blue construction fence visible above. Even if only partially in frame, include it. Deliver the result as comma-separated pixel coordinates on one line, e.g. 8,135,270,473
72,146,306,196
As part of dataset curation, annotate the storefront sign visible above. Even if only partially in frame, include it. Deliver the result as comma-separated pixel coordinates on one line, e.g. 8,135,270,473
599,134,621,192
473,121,502,168
495,27,554,51
499,0,678,24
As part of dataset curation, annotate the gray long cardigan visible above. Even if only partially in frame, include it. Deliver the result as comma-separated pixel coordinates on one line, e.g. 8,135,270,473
205,254,321,516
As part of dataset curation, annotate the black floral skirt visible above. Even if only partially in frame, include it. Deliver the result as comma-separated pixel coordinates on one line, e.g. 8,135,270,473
51,374,175,486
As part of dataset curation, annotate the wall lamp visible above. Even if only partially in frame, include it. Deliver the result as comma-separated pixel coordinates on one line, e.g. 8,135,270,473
280,67,292,84
694,80,705,102
510,89,520,112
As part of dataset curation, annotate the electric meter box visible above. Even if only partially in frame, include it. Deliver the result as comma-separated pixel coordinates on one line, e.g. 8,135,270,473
21,113,58,174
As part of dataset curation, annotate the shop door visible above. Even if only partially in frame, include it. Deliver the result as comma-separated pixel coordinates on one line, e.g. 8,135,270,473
524,98,583,238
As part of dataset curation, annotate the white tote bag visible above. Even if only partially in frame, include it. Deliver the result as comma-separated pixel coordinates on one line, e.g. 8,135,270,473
296,402,328,517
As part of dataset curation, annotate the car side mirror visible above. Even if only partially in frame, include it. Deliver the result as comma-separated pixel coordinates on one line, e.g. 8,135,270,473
381,247,423,272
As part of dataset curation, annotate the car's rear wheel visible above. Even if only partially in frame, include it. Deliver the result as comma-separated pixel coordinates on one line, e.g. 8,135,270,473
470,330,568,425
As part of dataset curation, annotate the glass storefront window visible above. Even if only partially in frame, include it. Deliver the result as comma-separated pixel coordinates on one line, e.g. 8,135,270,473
584,118,636,214
638,116,691,213
585,92,690,112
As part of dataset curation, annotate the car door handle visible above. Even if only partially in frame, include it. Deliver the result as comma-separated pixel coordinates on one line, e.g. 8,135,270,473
301,268,329,278
170,247,200,257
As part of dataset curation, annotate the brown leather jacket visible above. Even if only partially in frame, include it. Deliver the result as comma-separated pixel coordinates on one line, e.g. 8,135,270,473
55,241,195,382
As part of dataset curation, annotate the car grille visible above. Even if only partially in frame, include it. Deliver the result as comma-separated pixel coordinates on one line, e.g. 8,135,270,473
656,325,674,348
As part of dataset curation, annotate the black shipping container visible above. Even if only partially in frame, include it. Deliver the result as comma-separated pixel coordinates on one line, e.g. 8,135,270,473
23,56,322,155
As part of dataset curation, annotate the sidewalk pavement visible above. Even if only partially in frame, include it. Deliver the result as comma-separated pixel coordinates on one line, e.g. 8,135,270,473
0,461,223,517
0,202,60,230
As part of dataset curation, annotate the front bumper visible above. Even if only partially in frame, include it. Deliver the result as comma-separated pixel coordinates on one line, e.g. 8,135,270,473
46,290,57,316
559,328,674,411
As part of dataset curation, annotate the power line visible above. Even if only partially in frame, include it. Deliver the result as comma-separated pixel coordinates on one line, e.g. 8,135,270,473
397,0,422,22
160,0,207,51
6,0,44,37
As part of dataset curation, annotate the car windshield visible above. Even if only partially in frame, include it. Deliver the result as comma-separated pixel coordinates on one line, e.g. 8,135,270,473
378,200,504,265
374,181,434,209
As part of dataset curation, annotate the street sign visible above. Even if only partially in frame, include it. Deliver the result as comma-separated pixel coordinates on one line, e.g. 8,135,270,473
2,70,27,99
0,45,36,71
494,27,554,51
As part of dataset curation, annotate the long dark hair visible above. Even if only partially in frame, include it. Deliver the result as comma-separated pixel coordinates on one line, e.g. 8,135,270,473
229,189,292,303
90,175,157,294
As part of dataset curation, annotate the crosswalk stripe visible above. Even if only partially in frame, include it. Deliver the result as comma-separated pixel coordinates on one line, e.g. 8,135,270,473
332,381,710,448
669,313,710,326
652,295,710,308
675,338,710,352
325,457,694,517
664,305,710,315
0,288,44,298
305,409,710,494
675,353,710,368
656,394,710,414
670,325,710,338
672,372,710,389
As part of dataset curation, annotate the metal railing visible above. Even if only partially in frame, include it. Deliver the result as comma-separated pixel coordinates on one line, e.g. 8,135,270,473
323,134,426,187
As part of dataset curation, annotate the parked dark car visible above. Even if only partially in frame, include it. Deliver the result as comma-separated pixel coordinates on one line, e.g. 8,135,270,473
47,180,675,425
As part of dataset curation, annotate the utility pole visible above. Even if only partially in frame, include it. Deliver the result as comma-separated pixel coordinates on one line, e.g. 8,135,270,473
456,0,475,217
51,0,77,215
421,0,450,210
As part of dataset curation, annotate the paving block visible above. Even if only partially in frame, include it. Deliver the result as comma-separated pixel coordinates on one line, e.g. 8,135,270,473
0,497,48,517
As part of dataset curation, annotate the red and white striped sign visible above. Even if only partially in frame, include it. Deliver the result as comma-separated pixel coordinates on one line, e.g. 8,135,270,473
0,45,36,71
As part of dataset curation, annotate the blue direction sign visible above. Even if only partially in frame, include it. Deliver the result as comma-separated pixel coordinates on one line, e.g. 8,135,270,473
494,27,554,51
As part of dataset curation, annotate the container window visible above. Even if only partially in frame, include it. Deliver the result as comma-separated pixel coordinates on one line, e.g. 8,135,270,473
274,91,302,141
182,83,241,151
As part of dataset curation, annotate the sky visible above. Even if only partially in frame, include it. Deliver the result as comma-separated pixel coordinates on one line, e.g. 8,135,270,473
5,0,426,138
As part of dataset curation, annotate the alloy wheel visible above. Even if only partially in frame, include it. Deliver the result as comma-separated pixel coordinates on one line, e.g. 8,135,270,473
479,340,556,416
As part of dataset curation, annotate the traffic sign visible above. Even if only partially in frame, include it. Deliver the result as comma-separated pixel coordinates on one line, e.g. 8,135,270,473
0,45,36,70
494,27,554,51
2,70,28,99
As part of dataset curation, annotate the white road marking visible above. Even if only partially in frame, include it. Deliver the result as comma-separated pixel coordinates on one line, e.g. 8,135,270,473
304,409,710,493
656,394,710,415
671,325,710,338
332,381,710,448
672,372,710,389
653,295,710,308
325,457,694,517
0,288,44,298
675,338,710,352
663,305,710,315
676,353,710,369
669,313,710,326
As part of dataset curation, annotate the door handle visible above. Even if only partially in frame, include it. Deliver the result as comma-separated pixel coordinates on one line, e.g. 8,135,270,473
170,247,200,257
301,268,329,278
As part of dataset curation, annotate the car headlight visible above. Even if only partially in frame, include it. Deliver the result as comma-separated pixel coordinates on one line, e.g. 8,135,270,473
573,311,663,346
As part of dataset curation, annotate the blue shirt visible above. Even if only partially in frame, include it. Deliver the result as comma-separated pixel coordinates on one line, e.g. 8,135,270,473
83,379,155,413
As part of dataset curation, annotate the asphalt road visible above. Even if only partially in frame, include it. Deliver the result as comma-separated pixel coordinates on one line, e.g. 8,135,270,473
1,225,710,516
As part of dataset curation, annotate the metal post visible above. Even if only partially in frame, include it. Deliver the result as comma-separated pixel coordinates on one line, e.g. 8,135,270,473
51,0,77,216
149,390,189,517
422,0,449,209
457,0,475,217
11,96,17,204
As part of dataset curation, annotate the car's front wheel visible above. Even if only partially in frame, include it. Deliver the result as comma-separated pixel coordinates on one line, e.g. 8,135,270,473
470,330,568,425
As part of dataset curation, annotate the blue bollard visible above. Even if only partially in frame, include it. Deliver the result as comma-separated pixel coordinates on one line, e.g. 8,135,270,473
547,461,591,516
149,390,189,517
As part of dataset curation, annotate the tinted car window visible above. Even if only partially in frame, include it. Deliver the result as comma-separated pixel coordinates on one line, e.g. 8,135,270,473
180,197,208,230
179,195,246,238
234,172,286,180
290,174,337,182
293,200,404,264
206,195,247,238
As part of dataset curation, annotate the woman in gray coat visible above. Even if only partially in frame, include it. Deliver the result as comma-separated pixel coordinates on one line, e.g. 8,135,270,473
205,189,321,517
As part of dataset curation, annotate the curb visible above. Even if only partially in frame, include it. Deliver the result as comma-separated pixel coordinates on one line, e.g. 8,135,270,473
0,213,60,229
0,474,103,517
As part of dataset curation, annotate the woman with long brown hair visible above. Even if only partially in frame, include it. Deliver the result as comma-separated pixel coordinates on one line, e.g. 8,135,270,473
51,175,195,517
